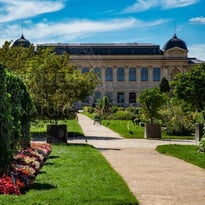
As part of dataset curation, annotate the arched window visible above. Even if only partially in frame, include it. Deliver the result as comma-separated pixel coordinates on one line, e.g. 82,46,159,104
129,68,136,81
94,67,101,79
129,92,136,103
153,67,161,81
141,68,148,81
94,92,101,103
170,68,180,80
82,67,89,74
117,92,125,103
105,68,113,81
117,67,124,81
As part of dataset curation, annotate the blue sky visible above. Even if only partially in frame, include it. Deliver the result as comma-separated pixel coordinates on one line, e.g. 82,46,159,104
0,0,204,60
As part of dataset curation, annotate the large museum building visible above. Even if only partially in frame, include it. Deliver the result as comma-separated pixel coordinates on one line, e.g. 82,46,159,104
14,34,204,107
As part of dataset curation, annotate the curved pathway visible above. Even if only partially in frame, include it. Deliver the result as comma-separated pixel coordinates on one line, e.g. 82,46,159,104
68,114,205,205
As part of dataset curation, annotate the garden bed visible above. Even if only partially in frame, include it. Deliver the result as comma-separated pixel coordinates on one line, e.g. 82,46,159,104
0,142,51,195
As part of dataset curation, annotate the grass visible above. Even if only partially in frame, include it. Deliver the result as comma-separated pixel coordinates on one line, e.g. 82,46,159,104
101,120,144,138
31,119,84,137
0,144,138,205
156,144,205,169
101,119,194,140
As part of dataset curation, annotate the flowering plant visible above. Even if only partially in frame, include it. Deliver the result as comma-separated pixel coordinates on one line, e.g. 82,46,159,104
0,142,52,195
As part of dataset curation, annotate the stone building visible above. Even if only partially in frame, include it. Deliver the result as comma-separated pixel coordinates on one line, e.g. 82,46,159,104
39,34,203,107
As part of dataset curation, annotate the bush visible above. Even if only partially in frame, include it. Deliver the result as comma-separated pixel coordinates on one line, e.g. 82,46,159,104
111,111,136,120
199,137,205,153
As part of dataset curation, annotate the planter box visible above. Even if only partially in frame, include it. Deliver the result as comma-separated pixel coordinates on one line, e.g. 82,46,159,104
144,123,161,139
47,124,67,142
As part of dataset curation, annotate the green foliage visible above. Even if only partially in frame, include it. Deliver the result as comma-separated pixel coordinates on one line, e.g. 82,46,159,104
156,144,205,169
96,96,111,116
26,48,98,123
160,98,194,136
110,111,136,120
172,63,205,116
137,87,166,123
159,77,170,93
0,41,35,76
199,137,205,153
0,64,13,174
0,63,34,174
7,73,34,147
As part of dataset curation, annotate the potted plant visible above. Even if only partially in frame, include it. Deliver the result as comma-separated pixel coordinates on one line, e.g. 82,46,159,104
138,87,166,138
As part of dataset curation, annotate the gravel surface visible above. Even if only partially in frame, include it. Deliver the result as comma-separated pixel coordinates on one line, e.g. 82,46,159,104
68,114,205,205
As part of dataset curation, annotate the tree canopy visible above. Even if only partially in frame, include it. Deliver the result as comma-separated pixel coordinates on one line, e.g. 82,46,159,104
26,48,98,122
171,63,205,114
0,42,98,122
137,87,166,123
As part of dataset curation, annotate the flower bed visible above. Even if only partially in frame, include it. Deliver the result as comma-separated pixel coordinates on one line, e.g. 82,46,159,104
0,143,51,195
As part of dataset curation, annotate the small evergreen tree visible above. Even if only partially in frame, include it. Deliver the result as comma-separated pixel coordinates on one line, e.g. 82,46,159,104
159,77,170,93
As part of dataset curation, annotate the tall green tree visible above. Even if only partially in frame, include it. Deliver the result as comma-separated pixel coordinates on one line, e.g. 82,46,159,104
171,63,205,120
0,41,35,76
26,48,98,123
137,87,166,123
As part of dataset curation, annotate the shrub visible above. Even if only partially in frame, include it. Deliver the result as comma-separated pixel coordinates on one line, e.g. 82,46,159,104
199,137,205,153
111,111,136,120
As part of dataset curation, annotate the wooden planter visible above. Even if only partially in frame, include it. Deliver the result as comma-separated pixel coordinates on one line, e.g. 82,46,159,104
47,124,67,142
144,123,161,139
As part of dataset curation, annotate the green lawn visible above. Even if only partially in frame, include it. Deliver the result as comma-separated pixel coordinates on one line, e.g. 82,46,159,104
31,119,84,136
156,144,205,169
101,119,194,140
0,144,138,205
101,120,144,138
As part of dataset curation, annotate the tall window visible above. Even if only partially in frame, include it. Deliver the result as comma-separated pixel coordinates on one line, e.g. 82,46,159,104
94,67,101,79
129,68,136,81
82,67,89,74
117,67,124,81
129,92,136,103
153,67,161,81
105,68,113,81
141,68,148,81
117,92,125,103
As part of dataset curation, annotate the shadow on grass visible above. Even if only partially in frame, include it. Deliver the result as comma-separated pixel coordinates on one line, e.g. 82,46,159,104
31,182,57,191
38,170,47,175
44,162,55,166
48,156,60,159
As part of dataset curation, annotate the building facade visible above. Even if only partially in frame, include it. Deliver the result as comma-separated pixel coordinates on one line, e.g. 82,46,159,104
39,34,203,107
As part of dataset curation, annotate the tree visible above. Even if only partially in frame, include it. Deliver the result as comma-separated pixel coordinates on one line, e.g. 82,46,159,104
0,41,35,76
26,48,98,123
137,87,166,123
171,63,205,120
96,96,111,116
159,77,170,93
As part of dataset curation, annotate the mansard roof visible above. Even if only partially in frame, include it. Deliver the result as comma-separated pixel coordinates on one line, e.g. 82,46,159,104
38,43,163,55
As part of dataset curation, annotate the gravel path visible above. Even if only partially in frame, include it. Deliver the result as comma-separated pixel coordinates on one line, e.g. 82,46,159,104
68,114,205,205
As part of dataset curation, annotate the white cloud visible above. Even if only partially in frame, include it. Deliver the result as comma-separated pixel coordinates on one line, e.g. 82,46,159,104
122,0,199,13
0,0,65,23
189,44,205,61
162,0,199,9
0,17,169,45
189,16,205,24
